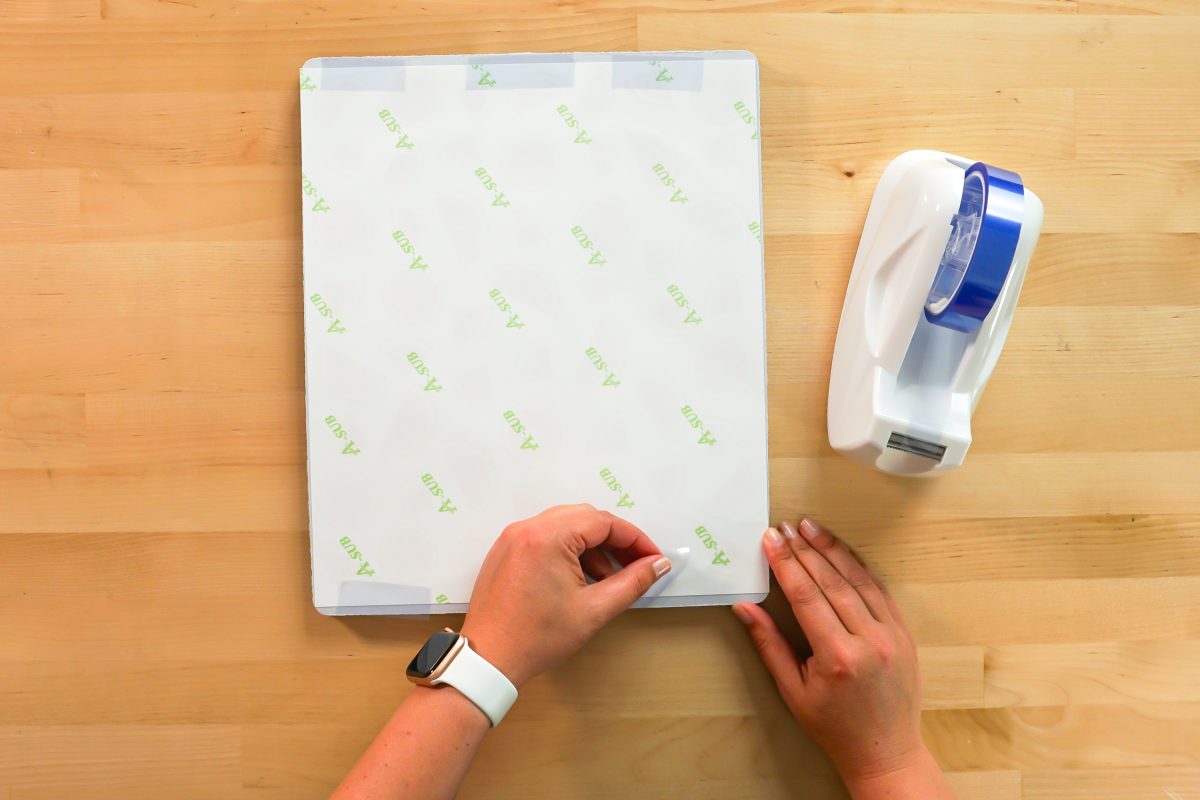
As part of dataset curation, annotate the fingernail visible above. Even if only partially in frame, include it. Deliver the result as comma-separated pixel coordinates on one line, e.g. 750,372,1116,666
764,527,783,546
780,521,799,539
652,557,672,579
800,519,822,540
731,604,753,626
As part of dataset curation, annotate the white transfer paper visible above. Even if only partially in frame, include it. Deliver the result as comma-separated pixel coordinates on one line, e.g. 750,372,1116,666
300,52,768,614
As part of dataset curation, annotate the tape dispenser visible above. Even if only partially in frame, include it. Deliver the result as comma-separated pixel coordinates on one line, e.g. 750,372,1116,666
827,150,1043,476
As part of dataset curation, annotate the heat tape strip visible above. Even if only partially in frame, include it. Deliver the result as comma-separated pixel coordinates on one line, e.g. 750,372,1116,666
924,162,1024,333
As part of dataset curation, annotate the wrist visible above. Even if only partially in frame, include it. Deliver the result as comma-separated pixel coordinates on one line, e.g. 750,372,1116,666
408,684,492,732
459,623,534,689
839,745,944,797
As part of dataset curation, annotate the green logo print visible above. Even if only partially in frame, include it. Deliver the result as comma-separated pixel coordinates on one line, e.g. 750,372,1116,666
338,535,376,576
489,289,525,329
407,352,444,392
694,526,732,567
556,105,592,145
421,472,458,513
393,230,429,271
584,346,621,388
680,405,717,446
749,221,762,243
325,415,361,455
378,109,415,150
435,594,449,604
652,164,688,205
733,101,758,140
647,60,674,83
471,63,497,87
599,467,635,508
301,173,331,213
300,72,317,92
309,293,347,334
571,226,607,266
666,284,702,325
475,167,511,208
502,410,539,451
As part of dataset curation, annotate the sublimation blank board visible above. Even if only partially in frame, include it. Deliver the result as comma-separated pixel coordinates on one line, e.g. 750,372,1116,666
300,51,769,615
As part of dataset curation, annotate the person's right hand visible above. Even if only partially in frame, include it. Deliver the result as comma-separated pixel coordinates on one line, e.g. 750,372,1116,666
733,519,955,798
461,504,671,690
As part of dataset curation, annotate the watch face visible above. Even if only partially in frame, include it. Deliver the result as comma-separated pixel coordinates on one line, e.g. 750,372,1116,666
407,630,461,679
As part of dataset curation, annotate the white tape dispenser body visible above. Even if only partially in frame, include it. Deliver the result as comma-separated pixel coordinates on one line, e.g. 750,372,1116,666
828,150,1043,476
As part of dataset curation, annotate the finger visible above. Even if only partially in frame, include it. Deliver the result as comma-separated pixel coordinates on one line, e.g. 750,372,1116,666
548,505,661,560
539,503,597,519
763,527,848,643
796,519,892,624
587,553,672,621
732,602,806,699
880,581,907,629
606,542,650,568
828,533,913,641
841,541,904,620
864,562,912,641
779,520,878,634
579,548,618,581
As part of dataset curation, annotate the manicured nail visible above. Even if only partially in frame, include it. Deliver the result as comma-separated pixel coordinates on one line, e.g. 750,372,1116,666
731,604,753,626
800,519,822,540
780,521,799,539
764,527,783,546
652,557,672,579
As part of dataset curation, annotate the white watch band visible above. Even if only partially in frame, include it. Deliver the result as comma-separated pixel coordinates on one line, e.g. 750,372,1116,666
432,638,518,727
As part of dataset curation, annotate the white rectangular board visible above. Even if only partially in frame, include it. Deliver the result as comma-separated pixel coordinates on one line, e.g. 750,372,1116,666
300,52,769,615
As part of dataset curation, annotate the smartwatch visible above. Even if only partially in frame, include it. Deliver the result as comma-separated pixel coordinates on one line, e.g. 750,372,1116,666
405,629,518,727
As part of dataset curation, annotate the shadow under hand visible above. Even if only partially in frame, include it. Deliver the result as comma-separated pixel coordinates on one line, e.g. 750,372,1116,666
333,611,464,647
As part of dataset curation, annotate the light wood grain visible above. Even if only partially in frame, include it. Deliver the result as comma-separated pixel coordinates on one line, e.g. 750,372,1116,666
1,1,1197,798
1024,767,1200,798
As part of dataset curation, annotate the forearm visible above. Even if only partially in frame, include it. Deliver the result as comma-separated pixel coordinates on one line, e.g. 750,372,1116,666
842,746,956,800
331,685,490,800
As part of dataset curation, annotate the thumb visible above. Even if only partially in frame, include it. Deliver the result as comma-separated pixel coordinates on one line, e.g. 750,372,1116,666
733,603,806,705
588,553,672,621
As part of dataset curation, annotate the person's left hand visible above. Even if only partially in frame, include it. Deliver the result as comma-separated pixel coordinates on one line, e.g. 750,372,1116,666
460,504,672,688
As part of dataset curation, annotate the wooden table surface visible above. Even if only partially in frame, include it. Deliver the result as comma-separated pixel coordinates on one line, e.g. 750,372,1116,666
2,2,1199,798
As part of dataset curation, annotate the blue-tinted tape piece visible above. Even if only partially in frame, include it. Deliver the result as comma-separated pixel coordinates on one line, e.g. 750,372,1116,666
317,58,407,91
465,55,575,90
611,54,704,91
924,162,1024,333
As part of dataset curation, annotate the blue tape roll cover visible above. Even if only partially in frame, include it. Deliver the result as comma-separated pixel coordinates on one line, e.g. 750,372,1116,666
924,162,1024,333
